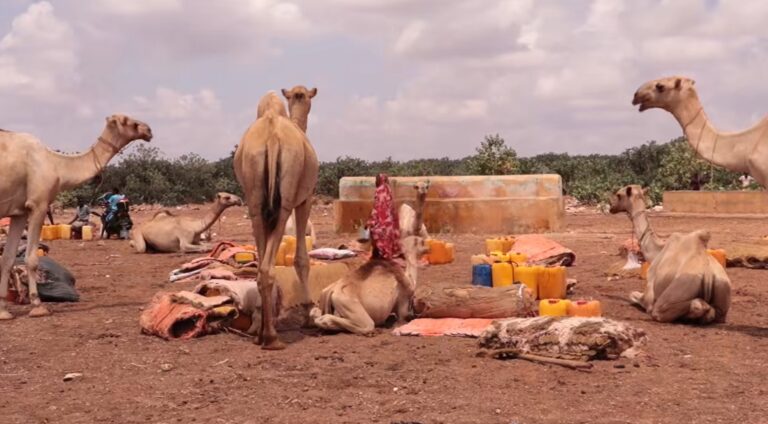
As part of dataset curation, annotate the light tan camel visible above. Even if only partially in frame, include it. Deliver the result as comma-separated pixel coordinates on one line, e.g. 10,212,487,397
633,76,768,185
634,229,731,324
399,180,430,239
281,86,317,133
608,185,665,263
0,115,152,319
234,88,318,349
130,192,243,253
309,236,428,335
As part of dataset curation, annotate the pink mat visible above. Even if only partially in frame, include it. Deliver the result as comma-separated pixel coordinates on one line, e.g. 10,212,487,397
512,234,575,266
392,318,494,337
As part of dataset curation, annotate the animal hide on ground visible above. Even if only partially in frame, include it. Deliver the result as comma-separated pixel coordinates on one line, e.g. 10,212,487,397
511,234,576,266
139,293,237,340
478,316,646,361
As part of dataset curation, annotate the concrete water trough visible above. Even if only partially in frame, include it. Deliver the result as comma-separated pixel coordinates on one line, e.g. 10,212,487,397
663,190,768,215
333,175,565,234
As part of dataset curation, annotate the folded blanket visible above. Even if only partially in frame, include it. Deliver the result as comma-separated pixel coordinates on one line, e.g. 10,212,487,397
393,318,494,337
512,234,575,266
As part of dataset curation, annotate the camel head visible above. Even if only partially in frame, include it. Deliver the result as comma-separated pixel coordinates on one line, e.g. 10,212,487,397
105,114,153,145
632,76,697,113
609,185,650,215
281,85,317,132
413,180,431,196
215,192,243,208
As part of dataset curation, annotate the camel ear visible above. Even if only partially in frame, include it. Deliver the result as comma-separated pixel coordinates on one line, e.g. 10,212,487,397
308,87,317,98
675,78,683,90
642,187,649,197
625,186,633,197
281,88,291,99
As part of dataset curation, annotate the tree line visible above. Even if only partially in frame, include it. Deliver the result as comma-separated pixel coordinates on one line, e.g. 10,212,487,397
57,134,749,208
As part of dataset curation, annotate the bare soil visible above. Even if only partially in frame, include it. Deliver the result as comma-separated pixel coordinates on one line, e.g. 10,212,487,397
1,205,767,424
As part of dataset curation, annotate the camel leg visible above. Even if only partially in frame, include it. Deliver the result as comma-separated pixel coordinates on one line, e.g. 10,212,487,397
313,292,375,335
256,211,291,350
709,274,732,324
648,273,704,323
179,240,211,253
292,199,312,309
24,210,50,317
0,217,26,320
130,230,147,253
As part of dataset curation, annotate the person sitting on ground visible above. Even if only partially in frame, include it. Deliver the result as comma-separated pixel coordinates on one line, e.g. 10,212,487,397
367,173,402,260
69,198,101,239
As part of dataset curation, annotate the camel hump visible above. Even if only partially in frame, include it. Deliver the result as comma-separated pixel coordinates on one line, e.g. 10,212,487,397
256,92,287,119
693,229,711,244
153,210,174,218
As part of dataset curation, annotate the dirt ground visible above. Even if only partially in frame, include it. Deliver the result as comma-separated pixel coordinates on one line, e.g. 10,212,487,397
1,204,767,424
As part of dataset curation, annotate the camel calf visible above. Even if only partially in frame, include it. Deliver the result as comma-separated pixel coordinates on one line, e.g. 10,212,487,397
310,235,427,334
632,229,731,324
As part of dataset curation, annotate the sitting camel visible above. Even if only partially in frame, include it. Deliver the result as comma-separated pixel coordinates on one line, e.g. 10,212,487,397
636,229,731,324
399,180,430,239
609,185,665,262
610,185,731,323
310,235,427,335
130,193,242,253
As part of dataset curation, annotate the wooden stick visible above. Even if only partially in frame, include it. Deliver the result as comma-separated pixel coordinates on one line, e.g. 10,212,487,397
488,348,593,370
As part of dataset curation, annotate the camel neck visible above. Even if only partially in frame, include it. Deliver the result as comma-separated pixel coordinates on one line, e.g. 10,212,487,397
631,209,663,262
671,93,754,173
49,130,123,191
289,104,310,133
193,204,226,235
413,193,426,234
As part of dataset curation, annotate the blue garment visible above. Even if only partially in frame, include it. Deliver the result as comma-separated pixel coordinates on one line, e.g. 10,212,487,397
106,194,125,221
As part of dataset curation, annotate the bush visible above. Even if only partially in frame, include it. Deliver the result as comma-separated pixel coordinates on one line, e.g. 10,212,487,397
56,134,751,207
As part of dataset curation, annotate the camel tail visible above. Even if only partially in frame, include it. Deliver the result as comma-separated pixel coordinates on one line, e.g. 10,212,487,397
261,111,282,231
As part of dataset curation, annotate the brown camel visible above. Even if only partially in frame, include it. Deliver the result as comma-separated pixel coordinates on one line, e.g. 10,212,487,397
632,76,768,186
130,192,243,253
636,229,731,324
309,235,428,335
234,88,318,349
608,185,665,263
0,115,152,319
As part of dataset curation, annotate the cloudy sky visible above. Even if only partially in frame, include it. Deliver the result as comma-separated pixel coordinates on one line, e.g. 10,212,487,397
0,0,766,161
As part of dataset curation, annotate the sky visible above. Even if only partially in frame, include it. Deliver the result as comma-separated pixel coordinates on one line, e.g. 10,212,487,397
0,0,766,162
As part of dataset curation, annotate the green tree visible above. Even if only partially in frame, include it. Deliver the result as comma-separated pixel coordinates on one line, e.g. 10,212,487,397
466,134,519,175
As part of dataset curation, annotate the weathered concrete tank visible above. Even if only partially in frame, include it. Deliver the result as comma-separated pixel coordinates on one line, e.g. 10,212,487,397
663,190,768,214
333,175,564,234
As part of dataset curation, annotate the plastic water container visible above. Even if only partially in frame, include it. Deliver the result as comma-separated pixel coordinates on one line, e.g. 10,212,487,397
489,251,508,263
539,266,567,299
82,225,93,241
501,237,515,253
234,252,256,264
485,238,504,255
427,240,454,264
515,266,538,297
539,299,570,317
276,242,287,266
283,235,297,254
284,253,295,267
41,225,58,241
492,262,514,287
507,252,527,265
567,299,602,317
707,249,727,268
472,264,493,287
471,254,491,265
58,224,72,240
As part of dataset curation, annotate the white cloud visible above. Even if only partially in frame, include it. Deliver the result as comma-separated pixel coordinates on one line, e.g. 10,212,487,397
1,0,767,162
0,1,78,98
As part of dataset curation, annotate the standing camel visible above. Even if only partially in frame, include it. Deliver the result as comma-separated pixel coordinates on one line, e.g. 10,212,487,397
0,115,152,319
632,76,768,185
234,86,318,350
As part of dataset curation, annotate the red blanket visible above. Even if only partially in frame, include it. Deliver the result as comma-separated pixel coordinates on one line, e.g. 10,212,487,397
512,234,575,266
